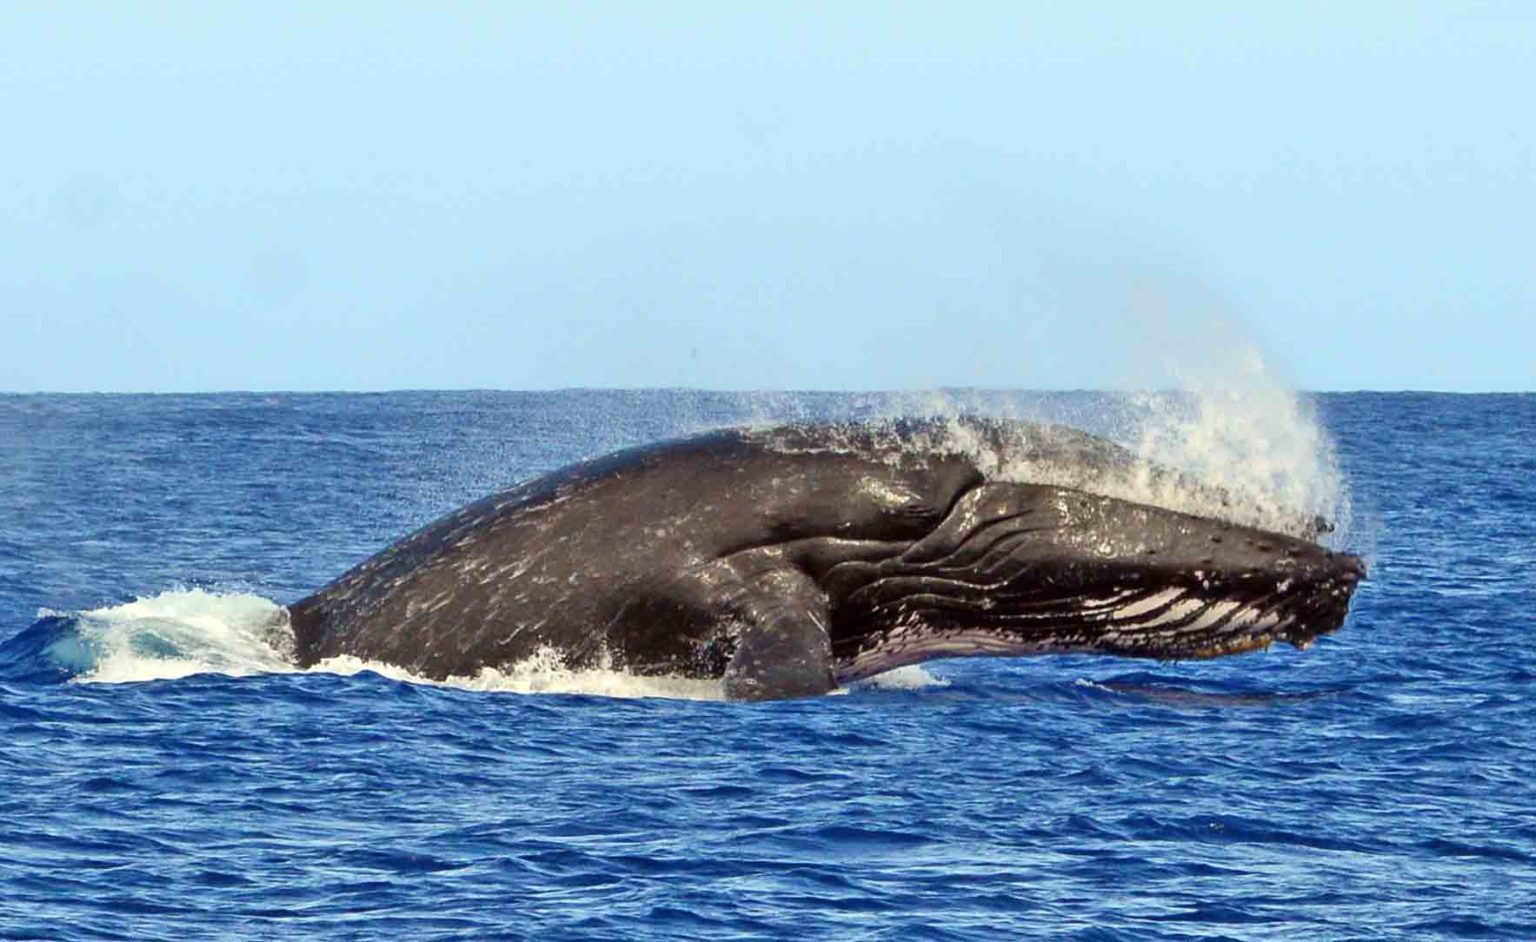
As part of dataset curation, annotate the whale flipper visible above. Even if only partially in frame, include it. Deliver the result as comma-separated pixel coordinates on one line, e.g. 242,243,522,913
720,566,835,701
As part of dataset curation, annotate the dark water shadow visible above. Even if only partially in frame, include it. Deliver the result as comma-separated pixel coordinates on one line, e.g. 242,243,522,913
1092,680,1351,708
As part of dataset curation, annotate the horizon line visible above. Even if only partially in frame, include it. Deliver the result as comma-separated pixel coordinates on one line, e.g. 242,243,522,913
1,385,1531,397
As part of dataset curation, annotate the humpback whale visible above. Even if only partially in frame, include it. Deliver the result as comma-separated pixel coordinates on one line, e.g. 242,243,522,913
288,419,1363,700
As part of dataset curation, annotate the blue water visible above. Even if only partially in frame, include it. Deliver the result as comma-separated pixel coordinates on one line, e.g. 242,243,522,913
1,390,1532,940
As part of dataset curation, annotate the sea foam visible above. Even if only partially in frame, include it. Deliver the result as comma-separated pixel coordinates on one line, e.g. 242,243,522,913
59,588,719,699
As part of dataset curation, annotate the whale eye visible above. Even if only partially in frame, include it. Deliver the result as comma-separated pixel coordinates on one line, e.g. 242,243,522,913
901,500,939,520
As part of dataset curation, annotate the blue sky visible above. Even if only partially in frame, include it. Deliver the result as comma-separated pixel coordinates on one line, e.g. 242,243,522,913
2,3,1532,392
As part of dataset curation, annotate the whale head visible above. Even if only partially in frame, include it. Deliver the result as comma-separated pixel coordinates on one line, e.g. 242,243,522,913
823,481,1364,681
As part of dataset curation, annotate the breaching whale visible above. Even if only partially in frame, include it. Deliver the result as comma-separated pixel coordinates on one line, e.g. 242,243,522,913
287,419,1363,700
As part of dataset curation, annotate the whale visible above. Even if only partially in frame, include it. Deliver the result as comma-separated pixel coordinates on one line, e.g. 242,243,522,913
287,419,1364,700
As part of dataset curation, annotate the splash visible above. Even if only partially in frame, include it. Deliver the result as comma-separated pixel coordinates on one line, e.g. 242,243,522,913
857,318,1352,542
1087,282,1352,541
62,589,296,682
307,650,728,701
45,589,725,698
851,664,950,692
1125,348,1351,540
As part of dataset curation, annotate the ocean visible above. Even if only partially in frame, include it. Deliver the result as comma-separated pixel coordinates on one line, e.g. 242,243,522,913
0,390,1531,940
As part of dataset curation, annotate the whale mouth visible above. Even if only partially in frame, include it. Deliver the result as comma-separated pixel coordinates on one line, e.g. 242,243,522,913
832,575,1361,681
825,482,1365,682
1073,567,1363,660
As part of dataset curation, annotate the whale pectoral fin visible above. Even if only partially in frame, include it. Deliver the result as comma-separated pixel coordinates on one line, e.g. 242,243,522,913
721,567,836,702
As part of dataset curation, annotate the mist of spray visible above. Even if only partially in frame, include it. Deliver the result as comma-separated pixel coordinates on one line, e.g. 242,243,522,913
1112,282,1352,541
875,279,1354,542
1126,349,1351,541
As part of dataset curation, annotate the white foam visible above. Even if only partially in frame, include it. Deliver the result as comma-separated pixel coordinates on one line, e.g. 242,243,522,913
1073,677,1119,694
853,664,950,691
308,651,728,700
71,589,296,683
63,588,726,700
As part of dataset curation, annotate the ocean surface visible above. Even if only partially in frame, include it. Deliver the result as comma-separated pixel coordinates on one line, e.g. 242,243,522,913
1,390,1532,940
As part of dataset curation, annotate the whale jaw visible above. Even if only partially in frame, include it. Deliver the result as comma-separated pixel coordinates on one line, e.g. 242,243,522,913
832,572,1363,683
826,483,1364,682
